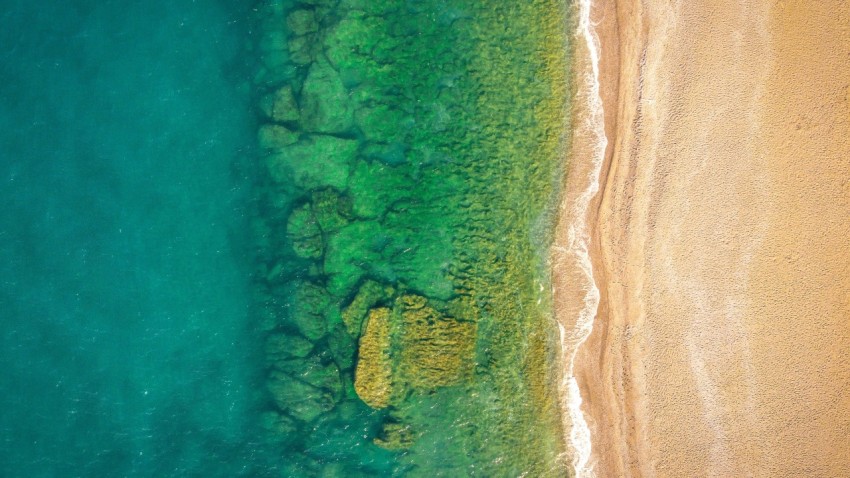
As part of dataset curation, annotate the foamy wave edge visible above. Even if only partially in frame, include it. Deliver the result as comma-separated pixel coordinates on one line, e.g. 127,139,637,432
556,0,607,476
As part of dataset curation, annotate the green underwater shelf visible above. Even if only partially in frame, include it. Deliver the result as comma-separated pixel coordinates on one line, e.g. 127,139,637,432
248,0,575,475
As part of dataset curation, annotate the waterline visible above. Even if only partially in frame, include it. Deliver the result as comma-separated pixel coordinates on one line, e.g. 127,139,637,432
555,0,607,476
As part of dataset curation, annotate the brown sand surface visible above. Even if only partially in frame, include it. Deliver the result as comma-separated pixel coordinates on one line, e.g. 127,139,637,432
566,0,850,476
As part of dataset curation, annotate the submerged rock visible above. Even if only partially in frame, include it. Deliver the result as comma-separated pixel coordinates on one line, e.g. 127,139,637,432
360,141,408,166
323,220,388,298
259,85,300,123
374,420,415,450
279,455,322,478
265,135,358,190
256,305,281,332
275,355,343,400
327,324,356,370
267,370,335,422
258,124,299,150
341,280,393,336
298,0,337,6
324,13,378,72
288,33,318,65
318,463,349,478
284,188,355,260
354,104,408,143
290,281,333,340
310,188,352,233
256,26,297,84
258,29,287,56
260,410,299,439
300,59,353,134
323,12,400,87
286,204,324,259
337,0,399,16
266,333,314,362
353,307,394,409
286,9,318,36
348,160,410,219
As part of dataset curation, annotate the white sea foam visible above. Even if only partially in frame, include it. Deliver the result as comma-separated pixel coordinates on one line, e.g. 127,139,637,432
557,0,607,476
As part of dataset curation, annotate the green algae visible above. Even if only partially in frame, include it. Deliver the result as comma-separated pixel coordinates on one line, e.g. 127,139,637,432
266,135,358,190
249,0,574,475
259,84,300,123
342,280,394,337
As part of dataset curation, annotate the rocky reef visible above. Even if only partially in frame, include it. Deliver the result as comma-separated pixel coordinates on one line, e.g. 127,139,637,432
246,0,573,475
354,294,476,410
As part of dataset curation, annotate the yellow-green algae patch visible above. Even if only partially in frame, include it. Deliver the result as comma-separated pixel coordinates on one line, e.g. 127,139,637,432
249,0,574,475
396,295,476,391
353,294,476,411
354,307,394,409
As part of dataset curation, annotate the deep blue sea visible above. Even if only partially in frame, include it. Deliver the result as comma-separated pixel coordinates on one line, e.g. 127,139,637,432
0,1,279,475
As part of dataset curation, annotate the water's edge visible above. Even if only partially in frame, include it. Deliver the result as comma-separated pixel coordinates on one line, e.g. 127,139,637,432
553,0,608,476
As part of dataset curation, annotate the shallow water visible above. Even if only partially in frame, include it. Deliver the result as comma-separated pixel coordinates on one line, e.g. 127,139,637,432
250,1,573,475
0,0,572,476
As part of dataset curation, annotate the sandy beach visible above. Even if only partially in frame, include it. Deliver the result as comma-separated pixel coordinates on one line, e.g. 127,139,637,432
556,0,850,476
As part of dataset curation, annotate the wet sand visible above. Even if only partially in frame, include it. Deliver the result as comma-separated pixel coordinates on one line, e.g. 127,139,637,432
561,0,850,476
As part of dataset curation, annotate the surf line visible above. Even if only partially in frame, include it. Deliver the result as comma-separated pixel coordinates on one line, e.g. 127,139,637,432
555,0,607,476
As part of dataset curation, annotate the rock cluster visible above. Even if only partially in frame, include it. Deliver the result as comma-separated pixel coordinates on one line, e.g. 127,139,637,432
249,0,469,469
247,0,572,474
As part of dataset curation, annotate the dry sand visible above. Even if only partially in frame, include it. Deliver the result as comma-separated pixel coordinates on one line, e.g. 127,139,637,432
558,0,850,476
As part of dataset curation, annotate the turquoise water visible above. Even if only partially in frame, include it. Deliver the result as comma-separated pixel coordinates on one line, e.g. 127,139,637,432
0,1,280,475
0,0,572,475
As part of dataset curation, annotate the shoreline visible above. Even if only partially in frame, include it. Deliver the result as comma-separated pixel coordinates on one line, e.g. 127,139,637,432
562,0,850,476
551,0,613,475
